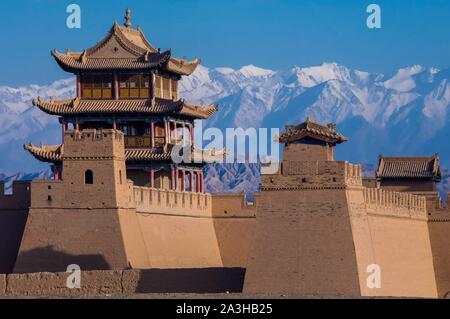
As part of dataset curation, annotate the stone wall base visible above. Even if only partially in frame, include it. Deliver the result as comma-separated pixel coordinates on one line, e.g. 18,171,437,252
0,268,245,297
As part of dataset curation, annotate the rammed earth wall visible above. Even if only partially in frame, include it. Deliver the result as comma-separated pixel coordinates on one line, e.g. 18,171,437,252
0,268,245,297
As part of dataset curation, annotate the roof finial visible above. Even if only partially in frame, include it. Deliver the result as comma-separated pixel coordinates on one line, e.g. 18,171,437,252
305,116,315,123
124,8,132,28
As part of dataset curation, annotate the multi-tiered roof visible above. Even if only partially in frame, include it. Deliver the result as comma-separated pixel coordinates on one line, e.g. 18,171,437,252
32,11,216,120
25,10,222,192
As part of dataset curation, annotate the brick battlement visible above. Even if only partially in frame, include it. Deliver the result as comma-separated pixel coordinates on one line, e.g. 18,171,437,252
363,187,427,219
133,186,212,217
345,162,362,186
262,160,362,190
132,187,258,219
64,129,124,159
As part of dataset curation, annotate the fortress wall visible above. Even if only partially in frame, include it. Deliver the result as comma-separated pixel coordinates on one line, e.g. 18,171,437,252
132,187,260,269
267,161,362,188
133,186,211,216
0,181,31,273
211,193,257,268
283,142,333,162
358,188,437,297
0,268,245,297
133,186,223,268
13,207,133,273
135,213,223,268
13,175,147,273
28,172,133,210
0,181,31,210
244,186,361,296
428,210,450,298
345,186,377,297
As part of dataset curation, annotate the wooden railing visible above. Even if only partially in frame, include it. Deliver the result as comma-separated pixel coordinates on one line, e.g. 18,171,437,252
124,135,151,148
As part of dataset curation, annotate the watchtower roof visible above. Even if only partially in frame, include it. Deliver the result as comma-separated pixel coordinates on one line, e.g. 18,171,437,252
278,117,347,145
376,154,441,180
32,97,218,119
52,9,200,75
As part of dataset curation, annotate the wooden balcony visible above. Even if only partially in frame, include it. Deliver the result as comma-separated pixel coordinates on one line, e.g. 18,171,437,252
124,135,166,148
124,135,151,148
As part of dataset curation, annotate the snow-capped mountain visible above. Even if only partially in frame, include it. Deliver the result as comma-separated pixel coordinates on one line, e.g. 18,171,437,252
180,63,450,166
204,163,260,195
1,62,450,195
0,168,53,194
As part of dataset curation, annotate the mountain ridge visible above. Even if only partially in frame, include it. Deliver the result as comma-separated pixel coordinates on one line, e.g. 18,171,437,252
1,62,450,196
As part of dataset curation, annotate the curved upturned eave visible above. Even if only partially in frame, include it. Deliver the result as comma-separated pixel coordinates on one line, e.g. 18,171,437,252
278,131,348,145
23,144,63,163
24,143,224,164
32,97,218,119
166,58,201,76
51,49,171,73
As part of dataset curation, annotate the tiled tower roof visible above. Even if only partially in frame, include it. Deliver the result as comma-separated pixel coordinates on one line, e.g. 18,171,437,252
32,97,218,119
376,154,441,180
24,143,225,164
52,18,200,75
278,117,347,145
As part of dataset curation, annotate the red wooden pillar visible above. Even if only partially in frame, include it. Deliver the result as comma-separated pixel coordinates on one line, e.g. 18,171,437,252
182,124,186,145
170,167,175,190
149,169,155,188
193,171,198,193
150,121,155,147
76,74,81,97
164,119,169,144
61,123,67,143
174,122,178,143
53,165,59,180
149,74,154,102
174,168,179,191
189,170,194,192
112,120,117,130
181,169,186,192
113,73,119,100
199,171,204,193
189,124,193,145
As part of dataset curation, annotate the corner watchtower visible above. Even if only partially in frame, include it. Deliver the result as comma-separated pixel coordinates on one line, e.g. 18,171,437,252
279,116,347,162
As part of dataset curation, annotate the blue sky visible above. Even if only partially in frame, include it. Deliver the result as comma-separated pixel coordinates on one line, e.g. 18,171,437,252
1,0,450,86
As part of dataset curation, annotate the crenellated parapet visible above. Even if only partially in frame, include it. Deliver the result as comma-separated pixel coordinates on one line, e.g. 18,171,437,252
261,160,362,190
345,162,363,186
133,186,211,217
63,129,125,159
363,187,428,220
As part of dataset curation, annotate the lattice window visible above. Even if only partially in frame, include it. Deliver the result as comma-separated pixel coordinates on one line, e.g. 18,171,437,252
81,74,112,99
171,79,178,100
119,74,149,99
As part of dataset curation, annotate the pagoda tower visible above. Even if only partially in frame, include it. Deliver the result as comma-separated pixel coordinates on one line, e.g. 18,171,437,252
25,9,218,193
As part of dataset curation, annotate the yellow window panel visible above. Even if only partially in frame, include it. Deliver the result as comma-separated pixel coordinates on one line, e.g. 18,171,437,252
120,88,129,98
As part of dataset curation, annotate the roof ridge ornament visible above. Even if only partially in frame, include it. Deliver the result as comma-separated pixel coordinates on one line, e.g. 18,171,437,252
124,8,132,28
79,50,87,64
